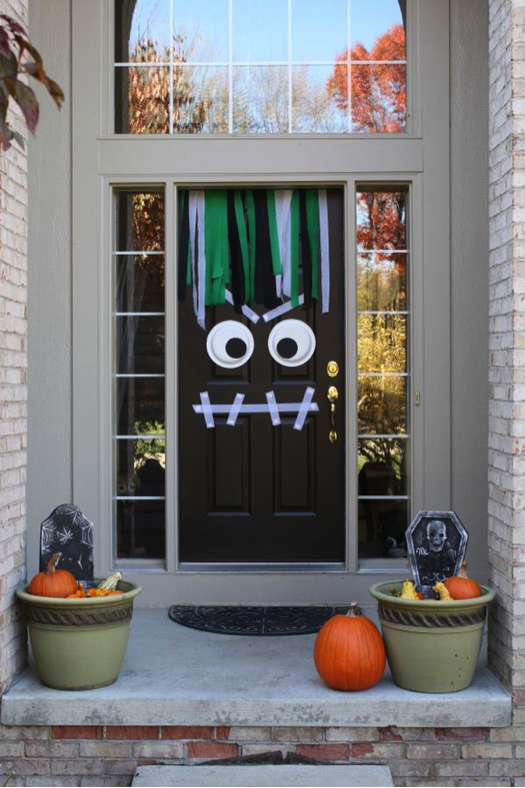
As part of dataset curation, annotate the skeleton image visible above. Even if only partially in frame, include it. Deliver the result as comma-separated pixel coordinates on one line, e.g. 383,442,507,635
427,520,447,552
193,290,318,431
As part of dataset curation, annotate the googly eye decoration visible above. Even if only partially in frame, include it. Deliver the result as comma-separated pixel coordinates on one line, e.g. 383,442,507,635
268,319,316,368
206,320,255,369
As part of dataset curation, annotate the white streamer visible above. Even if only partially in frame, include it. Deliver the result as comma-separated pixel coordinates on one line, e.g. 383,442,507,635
265,391,281,426
262,294,304,323
195,191,206,330
319,189,330,314
275,190,293,299
199,391,215,428
293,386,315,431
188,193,198,321
224,289,260,324
227,393,245,426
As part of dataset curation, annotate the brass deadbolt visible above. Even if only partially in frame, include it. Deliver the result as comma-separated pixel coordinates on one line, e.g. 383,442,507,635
327,360,339,378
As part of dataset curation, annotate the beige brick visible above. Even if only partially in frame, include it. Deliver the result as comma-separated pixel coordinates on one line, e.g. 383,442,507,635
132,741,184,758
228,727,271,742
79,741,133,758
491,726,525,741
25,741,78,758
51,760,105,776
326,727,379,742
271,727,325,742
406,743,460,760
462,742,513,759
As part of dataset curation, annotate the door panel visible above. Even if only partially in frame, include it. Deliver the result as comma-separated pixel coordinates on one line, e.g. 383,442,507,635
178,188,345,563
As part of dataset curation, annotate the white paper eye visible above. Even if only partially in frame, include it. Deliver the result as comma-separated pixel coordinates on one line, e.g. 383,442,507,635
206,320,255,369
268,319,316,367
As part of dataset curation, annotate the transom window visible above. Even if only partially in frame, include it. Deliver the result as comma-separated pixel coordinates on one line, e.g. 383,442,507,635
114,0,407,134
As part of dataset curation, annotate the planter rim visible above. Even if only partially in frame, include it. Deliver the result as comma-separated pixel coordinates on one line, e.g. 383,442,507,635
369,580,495,611
16,579,142,609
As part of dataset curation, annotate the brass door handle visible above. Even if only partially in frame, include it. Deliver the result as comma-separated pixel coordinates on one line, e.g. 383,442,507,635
327,386,339,443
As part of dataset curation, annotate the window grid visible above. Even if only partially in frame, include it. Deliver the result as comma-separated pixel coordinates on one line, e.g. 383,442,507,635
114,0,407,134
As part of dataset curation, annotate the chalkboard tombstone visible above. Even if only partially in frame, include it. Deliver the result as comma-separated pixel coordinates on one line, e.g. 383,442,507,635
39,504,94,582
406,510,468,595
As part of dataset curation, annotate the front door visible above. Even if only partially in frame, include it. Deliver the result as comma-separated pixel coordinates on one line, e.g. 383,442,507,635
178,187,345,563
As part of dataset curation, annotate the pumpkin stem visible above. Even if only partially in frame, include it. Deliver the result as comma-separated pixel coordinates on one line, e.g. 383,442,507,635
459,562,469,578
346,602,360,618
46,553,60,574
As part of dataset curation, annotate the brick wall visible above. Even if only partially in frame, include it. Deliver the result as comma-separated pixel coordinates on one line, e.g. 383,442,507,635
488,0,525,690
0,724,524,787
0,0,28,694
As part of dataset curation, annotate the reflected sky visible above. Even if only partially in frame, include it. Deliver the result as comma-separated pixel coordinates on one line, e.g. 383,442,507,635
121,0,406,63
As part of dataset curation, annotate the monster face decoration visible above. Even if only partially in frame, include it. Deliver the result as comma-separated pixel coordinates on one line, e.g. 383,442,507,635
179,188,330,431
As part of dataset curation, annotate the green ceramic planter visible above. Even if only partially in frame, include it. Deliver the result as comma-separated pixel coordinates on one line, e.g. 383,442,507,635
369,581,495,693
16,579,142,690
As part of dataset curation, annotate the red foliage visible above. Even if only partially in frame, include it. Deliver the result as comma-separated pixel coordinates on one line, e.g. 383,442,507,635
0,14,64,150
327,24,406,134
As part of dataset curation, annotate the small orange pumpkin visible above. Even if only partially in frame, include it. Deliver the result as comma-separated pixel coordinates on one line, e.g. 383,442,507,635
444,563,482,600
313,602,386,691
28,554,78,598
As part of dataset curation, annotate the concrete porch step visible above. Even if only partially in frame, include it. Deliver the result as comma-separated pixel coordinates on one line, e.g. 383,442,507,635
132,764,394,787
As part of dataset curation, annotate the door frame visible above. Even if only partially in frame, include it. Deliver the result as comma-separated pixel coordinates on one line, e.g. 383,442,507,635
72,0,449,604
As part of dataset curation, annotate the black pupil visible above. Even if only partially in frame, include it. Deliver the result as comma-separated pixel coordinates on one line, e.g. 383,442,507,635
226,337,247,359
277,338,298,359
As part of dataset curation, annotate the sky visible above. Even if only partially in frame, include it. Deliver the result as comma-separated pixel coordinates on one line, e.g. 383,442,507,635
122,0,405,63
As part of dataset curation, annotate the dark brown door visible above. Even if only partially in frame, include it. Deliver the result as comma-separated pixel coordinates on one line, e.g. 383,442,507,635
178,189,345,563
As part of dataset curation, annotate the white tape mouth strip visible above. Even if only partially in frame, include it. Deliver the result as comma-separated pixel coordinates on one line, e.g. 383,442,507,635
293,386,315,431
227,393,245,426
224,289,260,324
266,391,281,426
199,391,215,428
262,294,305,323
193,390,319,430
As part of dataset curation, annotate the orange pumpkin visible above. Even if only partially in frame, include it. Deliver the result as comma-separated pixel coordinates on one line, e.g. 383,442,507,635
28,554,78,598
313,602,386,691
444,563,482,600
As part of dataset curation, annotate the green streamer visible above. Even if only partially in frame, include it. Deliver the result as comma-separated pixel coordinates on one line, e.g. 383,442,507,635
266,190,282,277
205,190,229,306
245,190,257,305
234,190,250,303
290,190,300,307
180,191,192,286
305,189,320,300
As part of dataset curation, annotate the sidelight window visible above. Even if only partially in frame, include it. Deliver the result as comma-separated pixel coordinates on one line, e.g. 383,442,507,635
356,186,409,560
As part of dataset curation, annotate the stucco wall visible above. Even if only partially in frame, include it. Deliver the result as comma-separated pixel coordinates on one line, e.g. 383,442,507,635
450,0,490,581
26,0,491,586
27,0,72,573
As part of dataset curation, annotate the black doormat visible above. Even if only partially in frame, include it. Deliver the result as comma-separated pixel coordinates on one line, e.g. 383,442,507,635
168,605,349,636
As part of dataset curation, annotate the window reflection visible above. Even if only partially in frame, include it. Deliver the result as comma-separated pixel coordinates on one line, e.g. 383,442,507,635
357,186,409,560
115,0,407,134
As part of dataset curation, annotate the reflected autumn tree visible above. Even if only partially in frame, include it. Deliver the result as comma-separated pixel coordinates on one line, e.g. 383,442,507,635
327,24,406,133
356,189,408,491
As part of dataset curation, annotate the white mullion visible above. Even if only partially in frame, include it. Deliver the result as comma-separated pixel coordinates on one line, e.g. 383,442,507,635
358,372,409,377
116,496,166,501
169,0,174,134
347,0,351,133
165,182,177,573
114,60,407,68
114,250,165,256
358,310,408,315
116,435,166,440
229,0,233,134
287,0,292,133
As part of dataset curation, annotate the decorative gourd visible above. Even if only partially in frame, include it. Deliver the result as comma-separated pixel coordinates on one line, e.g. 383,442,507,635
98,571,122,591
313,602,386,691
28,554,77,598
434,582,453,601
400,580,418,600
444,563,482,600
